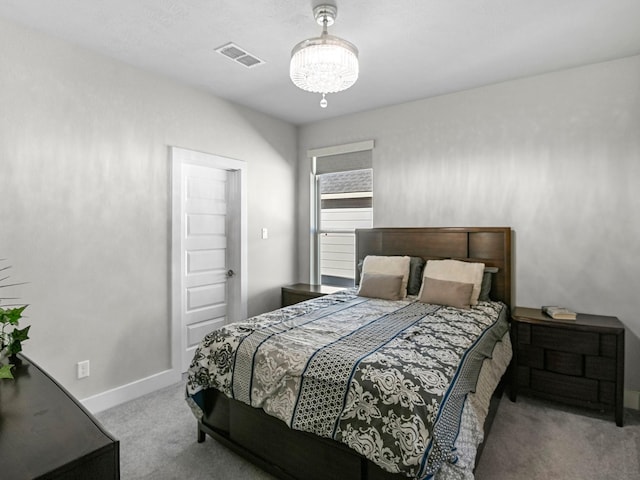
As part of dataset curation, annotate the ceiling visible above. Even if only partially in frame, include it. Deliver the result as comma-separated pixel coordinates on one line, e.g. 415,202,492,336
1,1,640,125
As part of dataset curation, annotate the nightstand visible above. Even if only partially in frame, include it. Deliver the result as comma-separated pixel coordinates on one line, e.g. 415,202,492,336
281,283,345,307
510,306,625,426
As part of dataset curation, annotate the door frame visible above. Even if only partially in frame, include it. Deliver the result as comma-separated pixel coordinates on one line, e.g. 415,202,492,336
170,146,247,373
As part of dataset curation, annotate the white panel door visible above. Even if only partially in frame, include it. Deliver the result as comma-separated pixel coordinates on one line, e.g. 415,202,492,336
182,164,229,371
172,147,247,374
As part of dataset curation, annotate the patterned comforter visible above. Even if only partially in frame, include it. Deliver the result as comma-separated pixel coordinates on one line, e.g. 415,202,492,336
186,289,509,479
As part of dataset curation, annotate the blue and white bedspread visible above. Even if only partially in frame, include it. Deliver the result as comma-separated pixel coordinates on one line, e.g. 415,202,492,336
186,289,509,479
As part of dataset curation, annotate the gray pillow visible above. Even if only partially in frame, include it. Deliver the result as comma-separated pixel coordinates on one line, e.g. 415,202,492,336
407,256,426,296
419,276,474,309
478,267,499,301
358,256,425,296
357,273,404,300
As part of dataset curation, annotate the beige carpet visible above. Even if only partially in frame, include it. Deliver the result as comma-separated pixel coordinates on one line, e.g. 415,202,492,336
96,381,640,479
475,394,640,480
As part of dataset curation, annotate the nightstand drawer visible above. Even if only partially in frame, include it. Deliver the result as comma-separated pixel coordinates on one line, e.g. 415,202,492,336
530,369,598,402
545,350,583,376
585,356,616,381
516,323,531,343
516,344,543,369
530,325,599,355
600,334,617,358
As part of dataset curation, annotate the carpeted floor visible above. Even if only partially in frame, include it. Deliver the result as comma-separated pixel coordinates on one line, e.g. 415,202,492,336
475,394,640,479
96,381,275,480
96,381,640,479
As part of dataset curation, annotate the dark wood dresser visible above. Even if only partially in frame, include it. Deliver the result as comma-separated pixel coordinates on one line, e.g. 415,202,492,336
281,283,345,307
510,306,625,426
0,354,120,478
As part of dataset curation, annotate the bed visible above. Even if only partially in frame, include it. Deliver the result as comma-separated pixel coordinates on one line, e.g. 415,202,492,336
186,227,512,480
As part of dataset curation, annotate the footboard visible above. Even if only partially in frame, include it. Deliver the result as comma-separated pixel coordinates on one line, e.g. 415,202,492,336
197,385,505,480
198,389,379,480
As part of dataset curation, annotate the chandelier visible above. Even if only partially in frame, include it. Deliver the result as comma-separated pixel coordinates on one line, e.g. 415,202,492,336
290,4,359,108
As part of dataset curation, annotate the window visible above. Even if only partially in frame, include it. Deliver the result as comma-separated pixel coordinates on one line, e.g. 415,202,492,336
318,169,372,286
309,141,374,287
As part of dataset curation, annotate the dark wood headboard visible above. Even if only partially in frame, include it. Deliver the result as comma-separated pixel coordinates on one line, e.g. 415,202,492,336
355,227,512,307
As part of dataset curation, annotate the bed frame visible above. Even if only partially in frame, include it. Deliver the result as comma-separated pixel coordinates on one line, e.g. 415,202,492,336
196,227,512,480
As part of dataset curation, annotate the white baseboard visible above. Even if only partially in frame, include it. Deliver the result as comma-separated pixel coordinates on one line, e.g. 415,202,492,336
624,389,640,410
81,371,640,414
81,368,182,414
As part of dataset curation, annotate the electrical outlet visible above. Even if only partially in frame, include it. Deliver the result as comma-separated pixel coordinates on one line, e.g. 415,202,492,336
77,360,90,379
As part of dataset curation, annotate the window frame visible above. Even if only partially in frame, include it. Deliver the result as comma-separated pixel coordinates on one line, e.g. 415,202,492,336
308,140,374,285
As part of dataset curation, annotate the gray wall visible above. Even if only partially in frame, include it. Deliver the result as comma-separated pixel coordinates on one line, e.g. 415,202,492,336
298,55,640,391
0,18,298,399
3,13,639,404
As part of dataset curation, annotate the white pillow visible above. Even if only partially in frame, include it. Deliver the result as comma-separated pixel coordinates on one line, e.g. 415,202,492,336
361,255,411,298
420,259,485,305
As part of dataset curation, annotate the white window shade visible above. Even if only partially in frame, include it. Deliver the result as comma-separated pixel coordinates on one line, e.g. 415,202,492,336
315,149,372,175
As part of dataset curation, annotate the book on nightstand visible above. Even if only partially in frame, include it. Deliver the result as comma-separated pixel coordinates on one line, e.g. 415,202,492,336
541,305,577,320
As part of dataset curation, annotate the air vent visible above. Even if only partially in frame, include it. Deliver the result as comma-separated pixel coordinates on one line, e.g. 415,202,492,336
215,42,264,68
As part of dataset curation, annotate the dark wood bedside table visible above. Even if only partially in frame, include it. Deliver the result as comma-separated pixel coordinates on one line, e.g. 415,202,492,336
281,283,345,307
0,354,120,478
510,306,625,426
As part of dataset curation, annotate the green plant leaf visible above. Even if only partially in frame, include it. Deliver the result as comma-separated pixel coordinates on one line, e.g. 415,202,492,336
0,305,27,325
11,325,30,342
8,340,21,355
0,363,14,379
7,340,22,355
